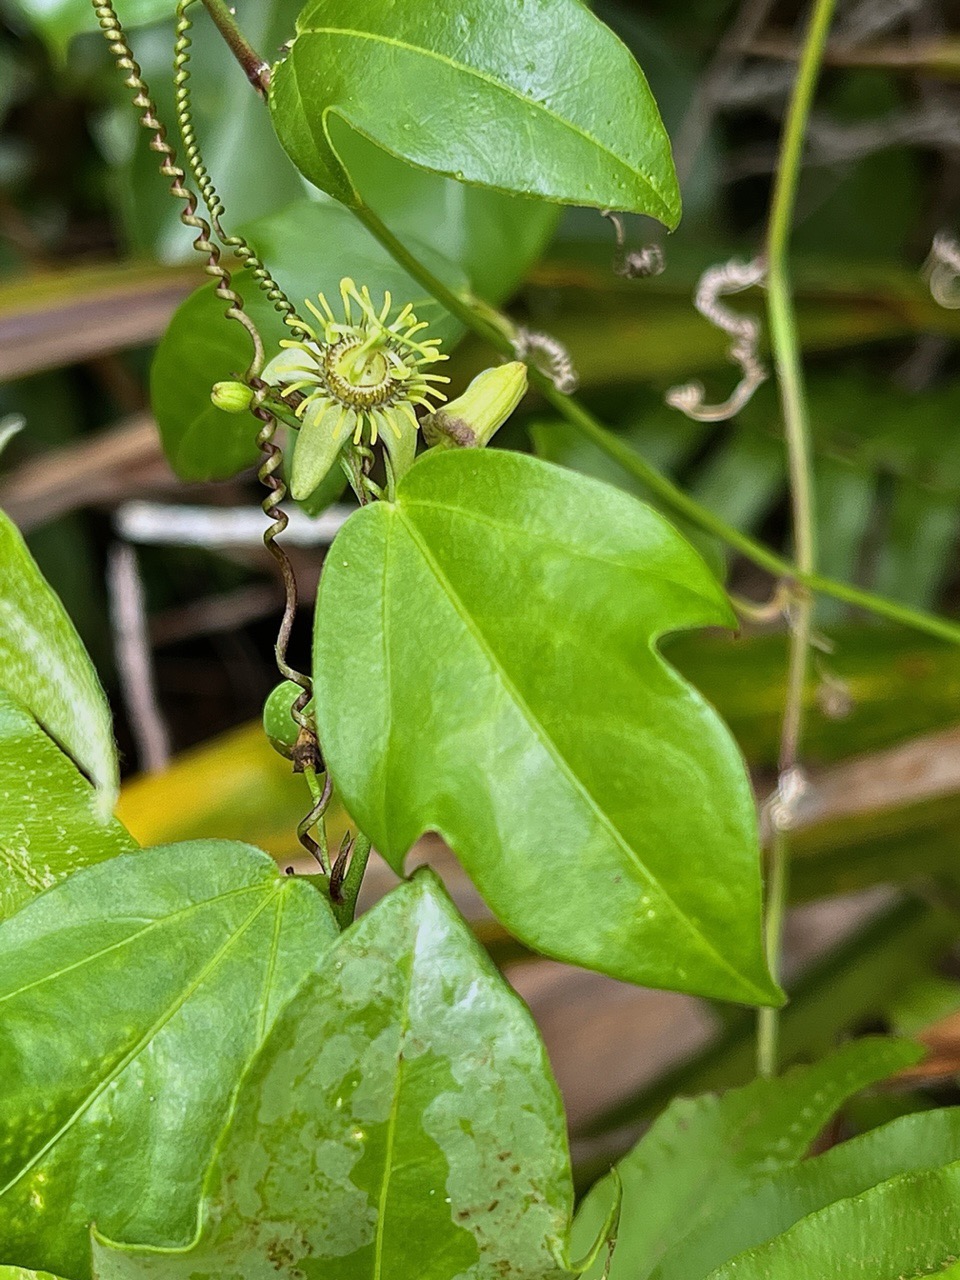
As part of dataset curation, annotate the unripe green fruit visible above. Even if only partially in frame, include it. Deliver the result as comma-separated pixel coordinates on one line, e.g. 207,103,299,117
211,380,254,413
263,680,313,755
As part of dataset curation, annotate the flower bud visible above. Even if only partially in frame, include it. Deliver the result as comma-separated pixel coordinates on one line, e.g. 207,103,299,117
422,362,527,451
210,381,254,414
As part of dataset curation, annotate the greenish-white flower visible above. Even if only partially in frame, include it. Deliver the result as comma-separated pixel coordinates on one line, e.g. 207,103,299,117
262,278,449,498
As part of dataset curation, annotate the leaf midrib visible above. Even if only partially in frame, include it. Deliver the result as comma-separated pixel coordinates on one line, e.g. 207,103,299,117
372,928,417,1280
393,508,763,997
290,26,672,214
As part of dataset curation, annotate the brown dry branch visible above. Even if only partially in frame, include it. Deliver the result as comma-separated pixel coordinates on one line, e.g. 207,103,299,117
0,415,178,532
0,263,196,381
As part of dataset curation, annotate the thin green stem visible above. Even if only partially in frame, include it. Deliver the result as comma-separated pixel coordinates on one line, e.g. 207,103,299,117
349,199,960,647
756,0,838,1079
199,0,270,94
334,833,373,930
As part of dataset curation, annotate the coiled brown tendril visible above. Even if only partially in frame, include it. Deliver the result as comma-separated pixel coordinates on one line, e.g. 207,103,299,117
248,379,315,725
92,0,316,757
251,378,325,861
173,0,311,343
600,210,665,279
91,0,264,375
666,256,768,422
298,772,333,872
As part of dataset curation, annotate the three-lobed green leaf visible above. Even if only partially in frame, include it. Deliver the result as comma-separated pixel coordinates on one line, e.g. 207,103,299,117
93,870,580,1279
0,690,134,923
312,449,777,1004
269,0,680,222
571,1037,922,1280
0,839,338,1280
0,509,118,810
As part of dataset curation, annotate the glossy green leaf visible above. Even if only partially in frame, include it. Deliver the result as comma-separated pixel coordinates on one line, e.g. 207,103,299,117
0,690,134,923
313,449,776,1004
127,46,557,305
656,1108,960,1280
151,200,465,481
93,870,579,1279
269,0,680,222
0,839,338,1280
572,1037,920,1280
0,508,117,810
702,1159,960,1279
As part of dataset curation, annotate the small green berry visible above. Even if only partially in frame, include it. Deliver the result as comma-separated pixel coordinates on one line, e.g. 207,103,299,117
211,380,254,414
263,680,313,756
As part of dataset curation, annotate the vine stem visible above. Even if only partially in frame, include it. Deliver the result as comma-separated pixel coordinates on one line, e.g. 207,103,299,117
756,0,838,1079
199,0,270,94
333,834,373,930
347,199,960,646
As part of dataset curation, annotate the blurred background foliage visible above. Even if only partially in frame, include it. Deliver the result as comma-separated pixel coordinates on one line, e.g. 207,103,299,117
4,0,960,1168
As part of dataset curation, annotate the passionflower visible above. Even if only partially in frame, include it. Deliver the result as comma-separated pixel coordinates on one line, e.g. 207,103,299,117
262,278,449,498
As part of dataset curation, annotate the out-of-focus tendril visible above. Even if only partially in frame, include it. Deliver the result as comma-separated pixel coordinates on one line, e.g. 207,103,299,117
925,232,960,310
667,256,768,422
600,210,665,279
511,327,579,394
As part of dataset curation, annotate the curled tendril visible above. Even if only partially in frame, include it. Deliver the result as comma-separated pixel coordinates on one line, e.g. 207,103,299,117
174,0,311,343
600,210,665,279
97,0,331,874
762,765,811,838
925,232,960,310
167,1,317,730
298,771,333,870
92,0,264,374
248,378,314,722
667,256,768,422
95,0,315,734
511,327,579,394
